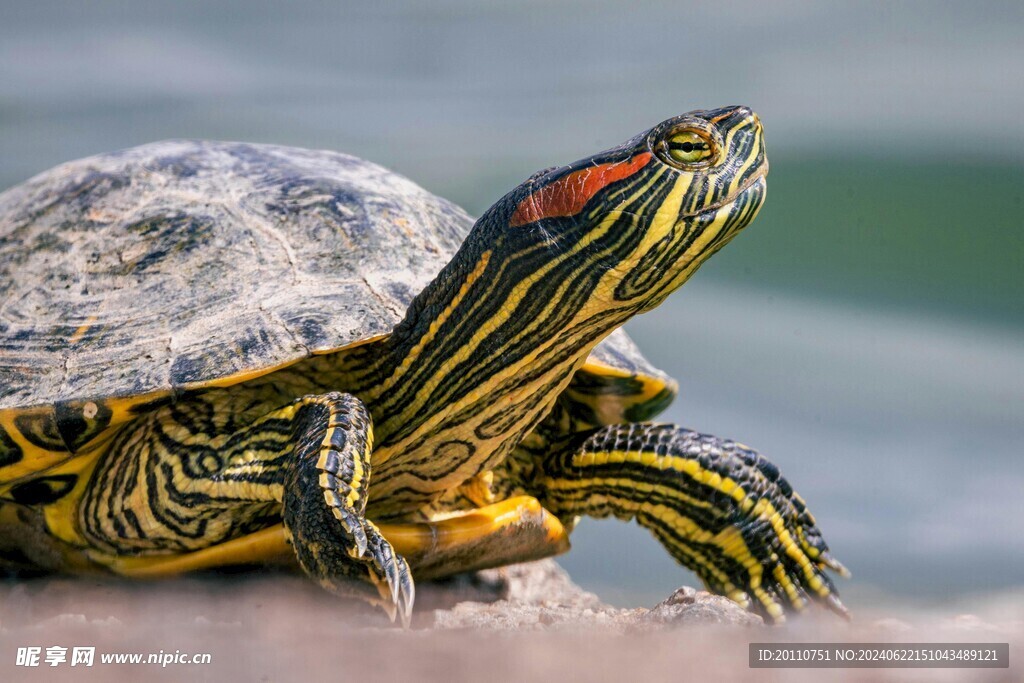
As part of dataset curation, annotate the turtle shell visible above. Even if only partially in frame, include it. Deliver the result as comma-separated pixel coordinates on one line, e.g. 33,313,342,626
0,141,673,471
0,140,474,410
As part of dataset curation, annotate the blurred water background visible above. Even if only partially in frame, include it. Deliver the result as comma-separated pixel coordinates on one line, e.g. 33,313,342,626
1,1,1021,613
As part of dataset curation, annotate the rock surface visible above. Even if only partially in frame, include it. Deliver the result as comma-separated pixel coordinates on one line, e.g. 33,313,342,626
429,559,761,630
2,562,1020,682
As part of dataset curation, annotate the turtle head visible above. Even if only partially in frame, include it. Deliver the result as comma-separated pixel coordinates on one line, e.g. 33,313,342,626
492,105,768,313
376,108,766,476
387,107,767,409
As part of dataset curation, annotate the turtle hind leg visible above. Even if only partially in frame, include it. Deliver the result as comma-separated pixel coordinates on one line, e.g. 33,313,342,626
537,423,849,623
281,393,413,624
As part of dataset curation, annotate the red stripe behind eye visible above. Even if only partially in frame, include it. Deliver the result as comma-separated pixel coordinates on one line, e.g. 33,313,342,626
510,152,653,227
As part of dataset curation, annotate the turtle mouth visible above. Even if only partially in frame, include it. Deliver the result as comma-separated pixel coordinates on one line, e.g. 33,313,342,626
684,164,768,219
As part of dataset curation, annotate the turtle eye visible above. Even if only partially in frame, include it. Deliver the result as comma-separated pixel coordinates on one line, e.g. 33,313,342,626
657,129,716,168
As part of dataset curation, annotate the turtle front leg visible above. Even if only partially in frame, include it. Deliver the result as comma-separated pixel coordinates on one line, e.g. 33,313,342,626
537,424,849,623
280,393,414,625
79,391,413,625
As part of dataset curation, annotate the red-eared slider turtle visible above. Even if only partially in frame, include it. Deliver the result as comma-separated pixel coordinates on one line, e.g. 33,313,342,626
0,106,847,625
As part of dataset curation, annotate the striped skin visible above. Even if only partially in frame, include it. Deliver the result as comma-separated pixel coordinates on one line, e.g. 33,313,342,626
539,424,848,623
357,106,768,517
77,391,413,624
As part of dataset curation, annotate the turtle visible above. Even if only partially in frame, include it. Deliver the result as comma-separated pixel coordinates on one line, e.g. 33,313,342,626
0,105,848,626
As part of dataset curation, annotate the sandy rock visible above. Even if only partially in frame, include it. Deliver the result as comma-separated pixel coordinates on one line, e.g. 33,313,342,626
637,586,762,628
432,560,759,631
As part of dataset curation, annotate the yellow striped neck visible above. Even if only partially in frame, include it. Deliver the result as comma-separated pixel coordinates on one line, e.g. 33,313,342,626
362,241,638,507
354,106,767,514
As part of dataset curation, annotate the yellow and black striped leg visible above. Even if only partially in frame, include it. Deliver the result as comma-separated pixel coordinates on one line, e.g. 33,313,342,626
280,393,414,625
539,424,849,623
79,391,413,625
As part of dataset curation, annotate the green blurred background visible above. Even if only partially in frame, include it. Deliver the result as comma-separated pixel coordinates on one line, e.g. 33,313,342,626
1,1,1021,612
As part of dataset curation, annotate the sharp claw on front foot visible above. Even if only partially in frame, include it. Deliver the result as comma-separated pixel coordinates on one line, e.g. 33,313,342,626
361,522,415,627
399,572,415,629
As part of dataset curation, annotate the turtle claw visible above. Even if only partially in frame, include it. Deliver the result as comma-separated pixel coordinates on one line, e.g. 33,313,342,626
381,542,401,605
353,525,369,559
386,553,415,629
377,556,414,628
379,596,398,624
398,569,415,629
825,592,851,620
385,561,400,605
361,521,416,627
821,551,851,578
697,445,850,623
747,519,847,623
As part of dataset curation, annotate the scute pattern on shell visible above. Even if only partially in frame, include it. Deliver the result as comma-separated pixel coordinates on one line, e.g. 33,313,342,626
0,141,471,409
